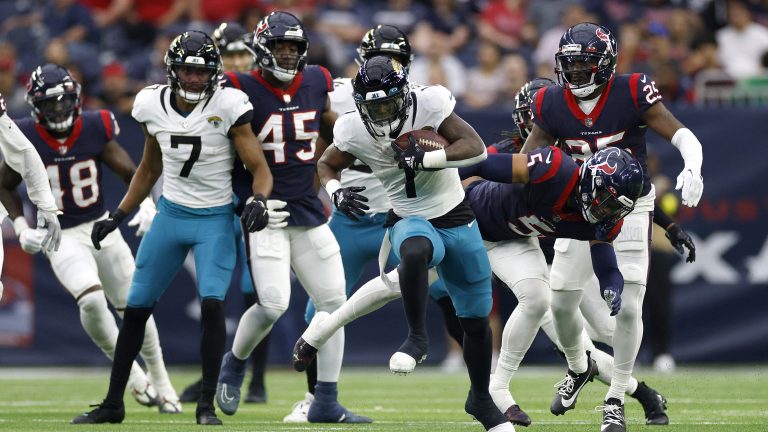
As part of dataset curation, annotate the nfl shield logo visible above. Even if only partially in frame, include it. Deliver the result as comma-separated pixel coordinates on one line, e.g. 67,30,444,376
584,118,593,127
58,146,68,155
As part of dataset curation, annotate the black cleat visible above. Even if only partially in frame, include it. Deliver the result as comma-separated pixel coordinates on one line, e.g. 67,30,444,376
600,398,626,432
244,386,267,404
550,352,598,415
504,404,532,427
196,403,223,425
465,390,512,431
292,337,318,372
179,377,202,403
632,381,669,425
71,401,125,424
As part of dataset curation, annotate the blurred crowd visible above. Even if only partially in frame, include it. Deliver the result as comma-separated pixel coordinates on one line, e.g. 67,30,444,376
2,0,768,119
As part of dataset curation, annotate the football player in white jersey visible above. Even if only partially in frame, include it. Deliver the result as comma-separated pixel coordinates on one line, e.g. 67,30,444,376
71,31,273,426
313,55,514,432
0,65,179,413
0,93,60,301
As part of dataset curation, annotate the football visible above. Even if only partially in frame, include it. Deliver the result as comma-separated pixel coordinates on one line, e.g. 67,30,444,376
394,129,449,152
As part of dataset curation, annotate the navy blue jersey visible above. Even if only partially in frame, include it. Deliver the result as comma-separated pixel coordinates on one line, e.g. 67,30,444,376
224,66,333,226
467,146,622,242
532,74,661,197
14,111,118,228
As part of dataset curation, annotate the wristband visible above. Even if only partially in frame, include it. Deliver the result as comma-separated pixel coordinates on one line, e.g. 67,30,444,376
325,179,342,196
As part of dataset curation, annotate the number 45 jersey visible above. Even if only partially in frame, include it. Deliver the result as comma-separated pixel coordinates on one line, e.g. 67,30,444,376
132,84,253,209
532,74,660,209
14,110,119,228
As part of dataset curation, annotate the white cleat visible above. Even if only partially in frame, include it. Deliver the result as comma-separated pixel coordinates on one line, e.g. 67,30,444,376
389,352,422,375
487,422,516,432
283,392,314,423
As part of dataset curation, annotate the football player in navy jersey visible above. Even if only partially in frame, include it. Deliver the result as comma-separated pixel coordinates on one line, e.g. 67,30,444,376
520,23,704,432
0,64,180,413
71,31,273,425
214,12,371,424
0,92,60,302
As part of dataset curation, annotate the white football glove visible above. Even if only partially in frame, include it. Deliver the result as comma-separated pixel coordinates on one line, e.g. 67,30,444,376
127,197,157,236
36,209,61,253
19,228,45,254
266,199,290,229
675,167,703,207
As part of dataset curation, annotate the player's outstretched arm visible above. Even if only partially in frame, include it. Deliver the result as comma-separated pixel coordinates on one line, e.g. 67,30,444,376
643,103,703,207
589,240,623,316
102,139,156,236
457,153,530,184
423,113,486,169
520,123,556,154
317,145,369,220
231,122,273,198
653,203,695,262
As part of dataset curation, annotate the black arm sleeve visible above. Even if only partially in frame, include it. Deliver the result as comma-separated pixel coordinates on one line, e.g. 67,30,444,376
653,202,674,230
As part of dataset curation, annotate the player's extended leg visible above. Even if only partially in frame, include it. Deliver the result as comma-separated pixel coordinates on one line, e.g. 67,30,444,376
387,217,447,372
217,226,291,416
291,224,371,423
486,238,550,427
549,239,599,416
48,226,158,410
72,205,190,424
436,223,512,432
96,230,180,413
600,212,652,432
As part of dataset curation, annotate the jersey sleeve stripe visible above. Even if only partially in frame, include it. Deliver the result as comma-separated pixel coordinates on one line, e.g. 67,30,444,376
319,66,333,92
552,168,579,215
629,74,640,111
607,218,624,241
531,146,562,184
226,71,242,90
99,110,113,140
534,86,546,123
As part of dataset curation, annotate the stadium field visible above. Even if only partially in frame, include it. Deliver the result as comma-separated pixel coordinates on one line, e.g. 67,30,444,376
0,366,765,431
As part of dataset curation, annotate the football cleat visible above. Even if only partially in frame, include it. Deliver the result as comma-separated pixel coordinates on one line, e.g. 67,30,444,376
128,375,159,407
292,337,319,372
215,351,247,415
283,392,314,423
465,389,514,431
550,353,598,415
244,386,267,404
307,400,373,424
389,336,428,375
196,403,223,425
71,401,125,424
158,396,183,414
632,381,669,425
504,404,531,427
598,398,626,432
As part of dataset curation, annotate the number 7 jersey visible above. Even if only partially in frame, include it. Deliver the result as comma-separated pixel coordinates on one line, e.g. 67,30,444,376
132,84,253,208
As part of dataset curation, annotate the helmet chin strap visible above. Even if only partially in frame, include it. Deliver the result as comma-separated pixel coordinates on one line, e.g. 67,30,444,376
569,82,598,98
178,88,208,103
45,114,74,132
267,65,297,82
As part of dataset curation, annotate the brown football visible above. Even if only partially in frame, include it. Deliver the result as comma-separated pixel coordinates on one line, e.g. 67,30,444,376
394,129,449,152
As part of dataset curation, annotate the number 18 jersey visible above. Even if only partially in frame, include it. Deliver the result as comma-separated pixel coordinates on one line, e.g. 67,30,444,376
132,85,253,208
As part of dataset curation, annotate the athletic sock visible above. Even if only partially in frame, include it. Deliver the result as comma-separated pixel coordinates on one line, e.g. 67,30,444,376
200,299,225,406
105,306,153,406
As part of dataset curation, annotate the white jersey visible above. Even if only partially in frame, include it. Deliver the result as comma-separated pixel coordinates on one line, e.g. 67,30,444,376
333,84,463,220
330,77,390,214
0,110,58,218
132,85,252,208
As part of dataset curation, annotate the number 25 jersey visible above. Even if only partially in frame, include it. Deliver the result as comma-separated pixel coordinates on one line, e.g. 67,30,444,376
132,85,253,208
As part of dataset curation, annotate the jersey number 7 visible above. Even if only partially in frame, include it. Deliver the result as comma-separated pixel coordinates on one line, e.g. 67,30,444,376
171,135,201,177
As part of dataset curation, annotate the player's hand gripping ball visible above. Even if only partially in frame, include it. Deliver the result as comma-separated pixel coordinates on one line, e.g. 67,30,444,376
391,129,449,172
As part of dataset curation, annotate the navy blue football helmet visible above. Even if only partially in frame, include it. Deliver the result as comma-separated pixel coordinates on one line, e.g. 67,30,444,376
165,31,222,103
357,25,413,68
353,55,411,139
253,11,309,82
578,147,643,231
513,77,555,140
213,22,254,55
26,64,82,132
555,22,618,98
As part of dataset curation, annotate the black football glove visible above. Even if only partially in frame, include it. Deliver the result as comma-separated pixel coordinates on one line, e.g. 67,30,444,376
391,135,425,172
331,186,370,221
666,223,696,263
242,195,269,232
91,209,127,250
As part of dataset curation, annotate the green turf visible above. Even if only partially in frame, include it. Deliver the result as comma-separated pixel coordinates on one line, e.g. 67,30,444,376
0,366,765,431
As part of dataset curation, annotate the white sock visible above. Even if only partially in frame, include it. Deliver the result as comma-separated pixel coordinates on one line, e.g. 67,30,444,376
606,283,646,402
551,290,587,373
140,316,176,399
231,303,283,360
305,271,401,348
317,323,344,383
